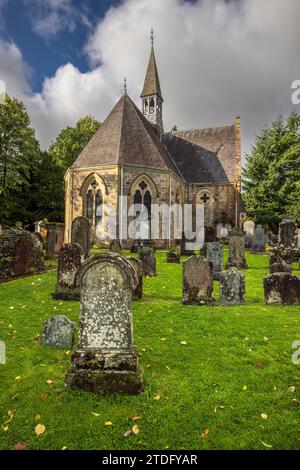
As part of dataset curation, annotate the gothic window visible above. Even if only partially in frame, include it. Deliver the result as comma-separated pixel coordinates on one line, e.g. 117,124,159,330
133,181,152,220
86,190,93,222
144,191,152,219
134,189,142,205
144,99,148,113
149,97,155,114
84,180,103,227
95,190,103,225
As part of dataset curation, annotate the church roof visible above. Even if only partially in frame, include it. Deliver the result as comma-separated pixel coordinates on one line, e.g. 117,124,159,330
71,94,178,174
162,124,238,184
140,46,163,101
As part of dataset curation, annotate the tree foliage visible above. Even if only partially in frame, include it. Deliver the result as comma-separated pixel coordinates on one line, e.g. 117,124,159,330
243,113,300,230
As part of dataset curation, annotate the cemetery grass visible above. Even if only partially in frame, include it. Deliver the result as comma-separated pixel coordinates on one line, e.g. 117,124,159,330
0,251,300,450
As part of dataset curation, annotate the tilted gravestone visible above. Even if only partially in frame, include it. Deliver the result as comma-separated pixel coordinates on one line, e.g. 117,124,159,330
201,242,223,280
53,243,84,300
126,256,143,300
71,217,91,259
167,249,180,264
139,246,156,277
109,239,122,254
65,253,143,394
220,267,245,305
226,228,248,269
41,315,75,349
182,255,214,305
263,273,300,305
278,215,298,250
252,225,267,254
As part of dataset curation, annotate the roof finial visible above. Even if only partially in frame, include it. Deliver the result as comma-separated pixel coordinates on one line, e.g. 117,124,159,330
124,77,127,95
150,27,154,46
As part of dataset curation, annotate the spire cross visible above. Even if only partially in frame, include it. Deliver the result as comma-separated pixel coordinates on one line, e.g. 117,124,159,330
124,77,127,95
150,28,154,46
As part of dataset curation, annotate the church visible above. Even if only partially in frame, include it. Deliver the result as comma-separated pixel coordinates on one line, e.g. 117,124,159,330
64,35,242,248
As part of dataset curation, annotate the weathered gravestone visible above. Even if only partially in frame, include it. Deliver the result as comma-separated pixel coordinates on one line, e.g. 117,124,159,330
263,273,300,305
53,243,84,300
41,315,75,349
220,268,245,305
167,249,180,264
269,262,292,274
252,225,267,254
0,229,45,281
71,217,91,259
182,256,214,305
126,257,143,300
201,242,223,280
65,253,143,394
278,215,298,250
109,239,122,254
243,220,255,251
180,232,195,256
226,228,248,269
139,246,156,277
131,240,139,254
45,222,65,258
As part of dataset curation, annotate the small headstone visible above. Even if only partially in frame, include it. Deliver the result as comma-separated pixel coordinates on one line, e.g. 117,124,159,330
41,315,75,349
278,215,298,250
226,228,248,269
243,220,255,237
269,262,292,274
220,267,245,305
139,246,156,277
53,243,84,300
15,221,23,230
65,253,143,394
131,240,139,253
167,249,180,264
252,225,267,253
127,257,143,300
201,242,223,280
182,255,214,305
180,232,195,256
71,217,91,258
46,222,65,258
109,239,122,254
264,273,300,305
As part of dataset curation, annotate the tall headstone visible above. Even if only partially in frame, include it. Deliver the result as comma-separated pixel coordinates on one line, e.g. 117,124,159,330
109,239,122,254
65,253,143,394
71,217,91,259
226,228,248,269
53,243,84,300
201,242,223,280
264,273,300,305
139,246,156,277
220,268,245,305
278,215,298,250
126,257,143,300
46,222,65,258
243,220,255,250
41,315,75,349
182,255,214,305
252,224,267,254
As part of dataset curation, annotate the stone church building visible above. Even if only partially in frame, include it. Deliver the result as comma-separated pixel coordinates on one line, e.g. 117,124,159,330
64,39,242,248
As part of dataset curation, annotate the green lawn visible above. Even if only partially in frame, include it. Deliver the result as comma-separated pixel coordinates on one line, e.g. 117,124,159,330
0,250,300,450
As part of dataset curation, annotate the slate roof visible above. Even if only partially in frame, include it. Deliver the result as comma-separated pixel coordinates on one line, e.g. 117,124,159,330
72,94,179,175
162,125,237,184
140,46,163,101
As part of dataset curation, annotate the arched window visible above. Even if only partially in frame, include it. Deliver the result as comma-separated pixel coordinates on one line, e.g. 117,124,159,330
86,190,93,223
84,180,103,227
149,98,155,114
95,190,103,225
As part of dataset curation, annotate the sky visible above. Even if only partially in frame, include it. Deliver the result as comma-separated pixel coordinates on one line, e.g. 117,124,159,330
0,0,300,161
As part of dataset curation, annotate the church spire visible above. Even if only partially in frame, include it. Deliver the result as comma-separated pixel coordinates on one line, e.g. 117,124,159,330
141,29,164,135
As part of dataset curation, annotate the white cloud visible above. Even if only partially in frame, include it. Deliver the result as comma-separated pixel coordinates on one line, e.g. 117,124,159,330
1,0,300,160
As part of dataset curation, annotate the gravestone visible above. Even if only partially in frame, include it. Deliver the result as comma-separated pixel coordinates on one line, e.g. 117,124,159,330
167,249,180,264
278,215,298,250
109,239,122,254
226,228,248,269
53,243,84,300
131,240,139,254
263,273,300,305
269,262,292,274
252,225,267,254
220,267,245,305
15,221,23,230
243,220,255,251
182,255,214,305
71,217,91,259
0,229,45,281
46,222,65,258
41,315,75,349
180,232,195,256
201,242,223,280
65,253,143,394
126,256,143,300
139,246,156,277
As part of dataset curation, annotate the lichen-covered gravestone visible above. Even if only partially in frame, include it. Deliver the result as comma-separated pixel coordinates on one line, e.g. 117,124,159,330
182,255,214,305
109,239,122,254
41,315,75,348
278,215,298,250
71,217,91,259
139,246,156,277
65,253,143,394
269,261,292,274
53,243,84,300
126,256,143,300
220,267,245,305
226,228,248,269
167,249,180,264
201,242,223,280
263,273,300,305
252,225,267,254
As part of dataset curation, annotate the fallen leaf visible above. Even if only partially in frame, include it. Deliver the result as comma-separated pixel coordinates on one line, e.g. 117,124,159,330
201,428,209,438
153,395,160,401
263,337,269,342
35,415,41,421
261,413,268,420
15,376,21,381
256,361,265,369
260,440,272,448
35,424,45,436
65,351,70,356
244,336,249,341
46,380,53,385
105,421,112,426
132,425,140,435
288,386,296,393
40,394,47,401
123,429,132,438
2,426,9,432
130,416,141,421
180,341,187,345
91,412,100,417
62,446,67,450
14,442,27,450
243,385,248,391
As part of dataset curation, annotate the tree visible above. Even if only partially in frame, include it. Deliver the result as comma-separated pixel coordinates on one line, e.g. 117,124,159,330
243,113,300,231
49,116,101,172
0,95,40,226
